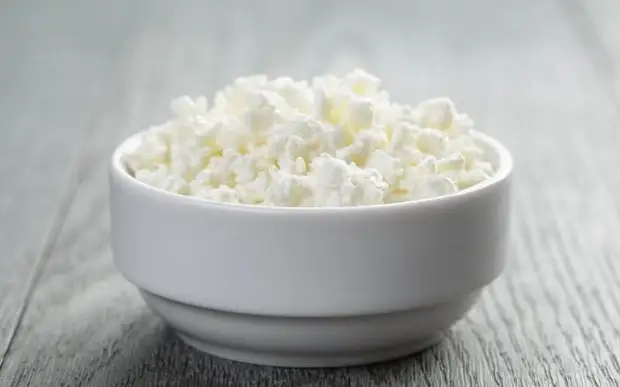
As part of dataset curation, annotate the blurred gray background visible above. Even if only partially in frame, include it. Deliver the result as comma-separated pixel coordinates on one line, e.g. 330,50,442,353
1,0,620,386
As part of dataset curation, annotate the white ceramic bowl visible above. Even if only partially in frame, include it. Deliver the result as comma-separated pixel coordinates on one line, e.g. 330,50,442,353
109,130,512,367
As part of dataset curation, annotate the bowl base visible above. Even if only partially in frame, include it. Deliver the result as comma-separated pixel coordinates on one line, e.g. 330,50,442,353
141,289,480,368
177,330,444,368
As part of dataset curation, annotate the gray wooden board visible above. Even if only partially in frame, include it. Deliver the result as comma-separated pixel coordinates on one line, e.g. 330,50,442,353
2,0,620,386
574,0,620,99
0,0,146,361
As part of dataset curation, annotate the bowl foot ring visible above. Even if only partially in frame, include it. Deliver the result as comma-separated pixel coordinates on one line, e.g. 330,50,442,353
176,330,445,368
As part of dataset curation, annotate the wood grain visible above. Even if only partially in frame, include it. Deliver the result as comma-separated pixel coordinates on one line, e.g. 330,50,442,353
572,0,620,98
2,0,620,386
0,0,146,362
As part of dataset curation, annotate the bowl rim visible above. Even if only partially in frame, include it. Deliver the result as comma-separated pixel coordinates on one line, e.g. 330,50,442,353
110,129,512,215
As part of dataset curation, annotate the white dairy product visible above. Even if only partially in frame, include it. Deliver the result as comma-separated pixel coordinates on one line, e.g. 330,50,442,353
123,69,495,207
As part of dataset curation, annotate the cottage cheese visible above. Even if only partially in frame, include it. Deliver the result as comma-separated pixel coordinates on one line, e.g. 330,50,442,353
124,69,495,207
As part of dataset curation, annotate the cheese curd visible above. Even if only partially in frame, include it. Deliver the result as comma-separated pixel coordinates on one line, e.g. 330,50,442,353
124,69,495,207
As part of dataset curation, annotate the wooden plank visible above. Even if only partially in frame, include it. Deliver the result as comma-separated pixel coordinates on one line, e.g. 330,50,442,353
571,0,620,76
562,0,620,107
0,0,144,360
3,0,620,385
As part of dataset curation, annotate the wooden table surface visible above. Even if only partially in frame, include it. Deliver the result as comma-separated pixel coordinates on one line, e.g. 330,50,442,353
1,0,620,386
